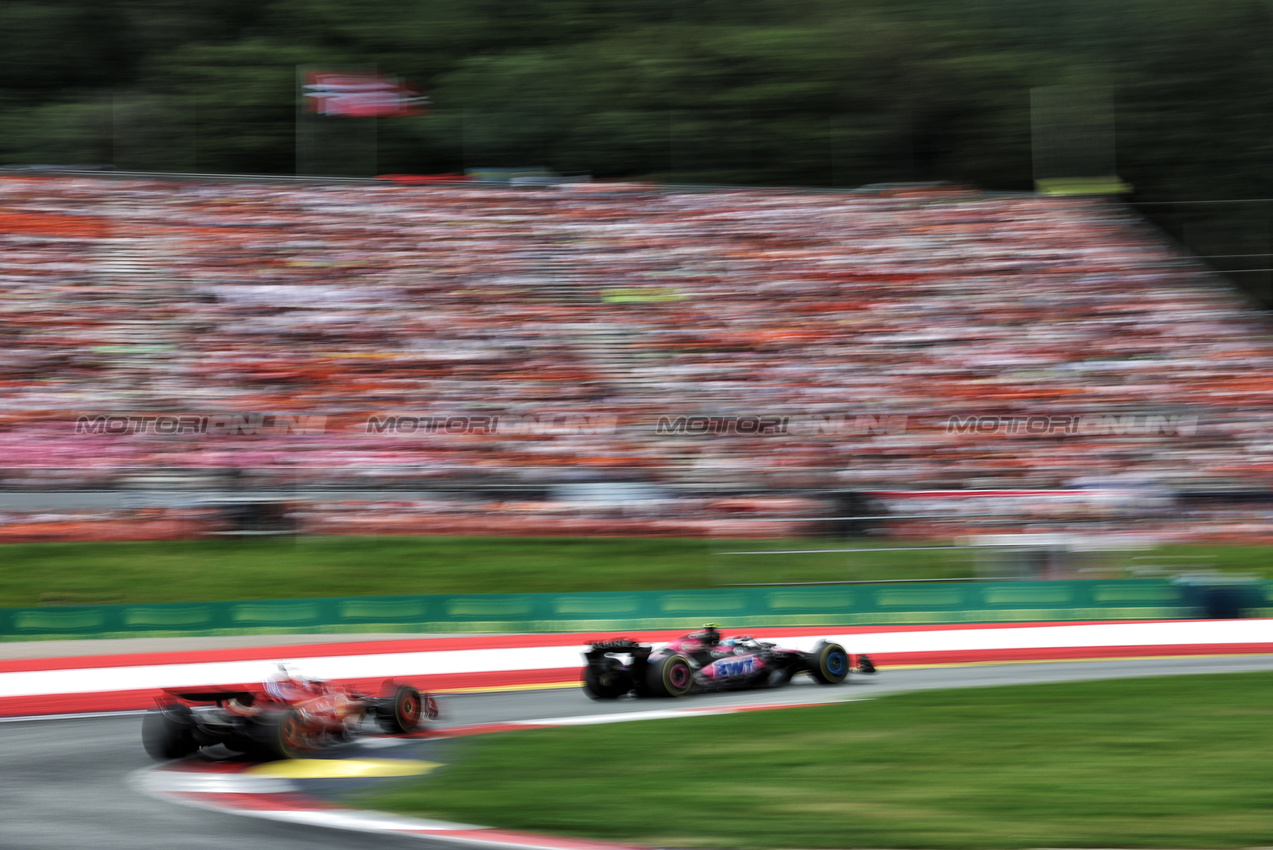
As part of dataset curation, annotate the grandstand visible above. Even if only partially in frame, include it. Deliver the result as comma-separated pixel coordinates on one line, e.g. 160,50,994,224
1,174,1271,543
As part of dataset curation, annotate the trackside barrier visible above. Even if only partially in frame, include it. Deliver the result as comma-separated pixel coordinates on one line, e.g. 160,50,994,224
0,579,1263,641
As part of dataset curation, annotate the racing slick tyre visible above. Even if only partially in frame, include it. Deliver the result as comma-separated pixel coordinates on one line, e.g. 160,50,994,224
808,641,850,685
377,685,424,733
645,653,695,698
582,661,631,700
252,708,315,760
142,703,198,761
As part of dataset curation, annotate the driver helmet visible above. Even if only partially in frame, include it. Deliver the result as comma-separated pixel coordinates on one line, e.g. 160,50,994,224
699,623,721,645
265,664,316,700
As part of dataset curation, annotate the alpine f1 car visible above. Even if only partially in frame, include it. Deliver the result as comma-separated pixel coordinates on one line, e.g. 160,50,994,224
581,626,875,699
142,667,439,761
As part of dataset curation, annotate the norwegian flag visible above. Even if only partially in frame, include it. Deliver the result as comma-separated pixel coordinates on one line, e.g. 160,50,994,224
303,72,428,117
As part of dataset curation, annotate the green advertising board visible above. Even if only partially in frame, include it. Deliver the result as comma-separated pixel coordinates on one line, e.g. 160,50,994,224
0,579,1254,641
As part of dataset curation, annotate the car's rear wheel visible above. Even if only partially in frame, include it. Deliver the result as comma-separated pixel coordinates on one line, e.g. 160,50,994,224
252,708,315,760
809,641,849,685
142,704,199,761
582,661,630,700
377,685,424,733
645,653,694,698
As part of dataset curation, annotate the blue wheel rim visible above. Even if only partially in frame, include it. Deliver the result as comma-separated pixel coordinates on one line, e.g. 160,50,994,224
826,650,847,676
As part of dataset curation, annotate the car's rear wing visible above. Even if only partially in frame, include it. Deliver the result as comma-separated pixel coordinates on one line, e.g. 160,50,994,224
160,687,261,706
584,638,653,660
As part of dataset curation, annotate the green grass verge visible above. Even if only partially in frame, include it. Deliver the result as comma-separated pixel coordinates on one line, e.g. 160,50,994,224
0,536,1266,607
357,674,1273,849
0,536,984,607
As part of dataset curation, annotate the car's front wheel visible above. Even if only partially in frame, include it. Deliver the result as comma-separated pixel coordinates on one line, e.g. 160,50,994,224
377,685,424,734
808,641,849,685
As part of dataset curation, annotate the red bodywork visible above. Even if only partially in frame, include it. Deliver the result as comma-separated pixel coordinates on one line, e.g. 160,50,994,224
158,677,437,746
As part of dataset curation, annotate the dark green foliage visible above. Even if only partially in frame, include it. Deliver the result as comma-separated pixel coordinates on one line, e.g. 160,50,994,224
0,0,1253,185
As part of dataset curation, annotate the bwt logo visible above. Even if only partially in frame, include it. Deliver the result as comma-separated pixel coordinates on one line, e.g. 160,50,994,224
365,414,618,436
710,656,760,678
944,414,1199,437
75,414,327,436
654,414,907,436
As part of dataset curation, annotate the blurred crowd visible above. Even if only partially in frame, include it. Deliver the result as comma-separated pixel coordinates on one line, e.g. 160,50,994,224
3,175,1273,541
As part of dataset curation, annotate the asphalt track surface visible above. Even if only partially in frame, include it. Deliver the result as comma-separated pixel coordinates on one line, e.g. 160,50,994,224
6,654,1273,850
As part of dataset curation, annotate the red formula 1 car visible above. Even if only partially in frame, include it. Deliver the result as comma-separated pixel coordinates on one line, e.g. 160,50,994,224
582,626,875,699
142,667,439,761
